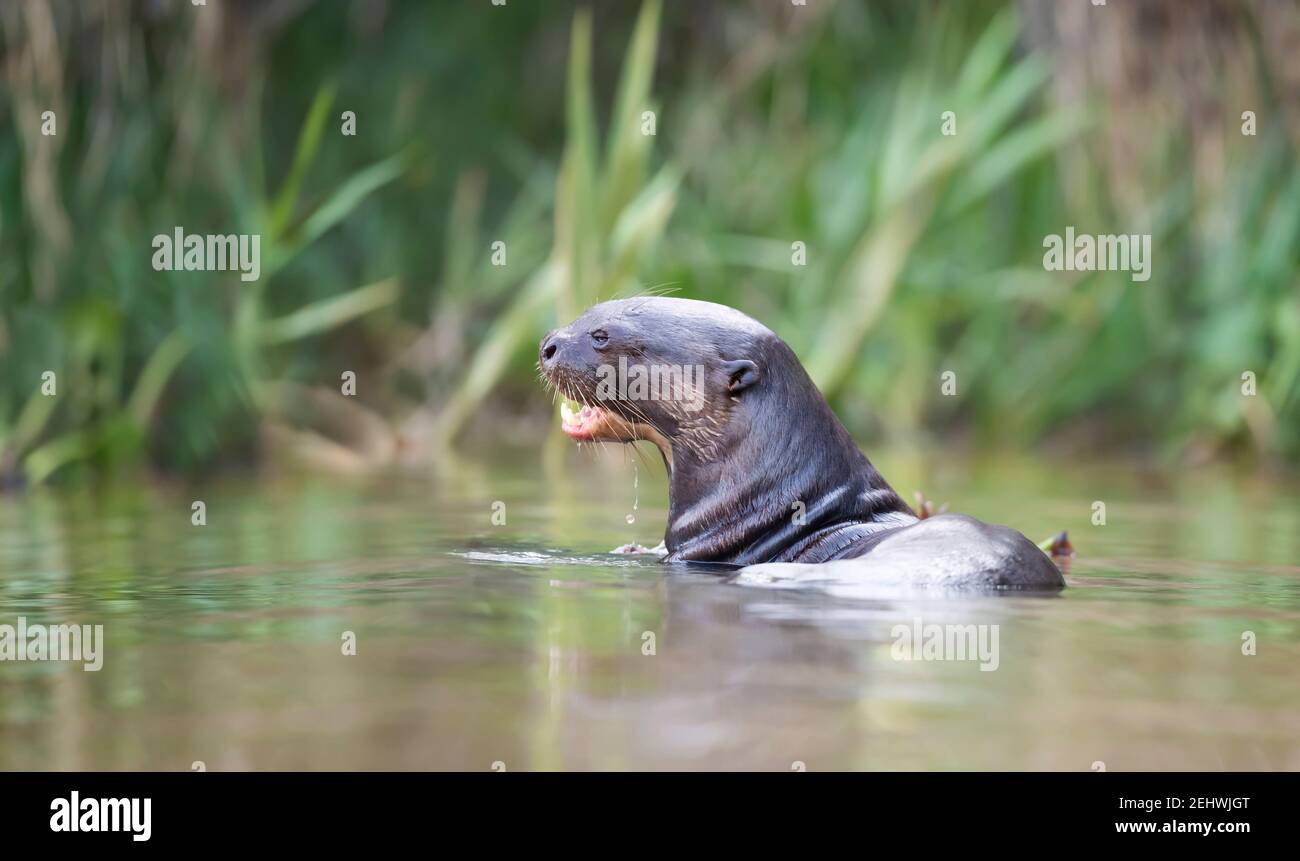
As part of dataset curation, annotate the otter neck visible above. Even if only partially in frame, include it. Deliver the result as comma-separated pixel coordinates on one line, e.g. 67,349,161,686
660,362,914,565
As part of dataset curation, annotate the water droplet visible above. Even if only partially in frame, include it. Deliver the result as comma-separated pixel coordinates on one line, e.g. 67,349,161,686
626,461,639,525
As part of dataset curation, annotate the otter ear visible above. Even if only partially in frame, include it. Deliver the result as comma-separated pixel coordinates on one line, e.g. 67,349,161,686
722,359,760,394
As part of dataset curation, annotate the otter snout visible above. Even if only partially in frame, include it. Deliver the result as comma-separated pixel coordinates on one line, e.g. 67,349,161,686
540,327,593,381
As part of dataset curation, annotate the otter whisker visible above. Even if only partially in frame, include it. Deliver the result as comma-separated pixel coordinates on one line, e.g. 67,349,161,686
619,281,681,301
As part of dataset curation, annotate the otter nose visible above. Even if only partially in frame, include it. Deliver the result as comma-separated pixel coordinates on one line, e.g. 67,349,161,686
540,331,559,366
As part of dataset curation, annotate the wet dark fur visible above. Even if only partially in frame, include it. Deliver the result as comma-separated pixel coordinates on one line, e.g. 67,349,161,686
540,297,1064,589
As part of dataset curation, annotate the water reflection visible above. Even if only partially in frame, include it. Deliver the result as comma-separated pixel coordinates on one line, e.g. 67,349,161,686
1,449,1298,770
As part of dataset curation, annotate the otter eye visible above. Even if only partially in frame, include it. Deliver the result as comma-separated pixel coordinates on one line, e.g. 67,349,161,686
590,330,609,347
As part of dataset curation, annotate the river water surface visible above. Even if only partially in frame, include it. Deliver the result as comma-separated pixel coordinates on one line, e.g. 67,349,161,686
1,446,1297,770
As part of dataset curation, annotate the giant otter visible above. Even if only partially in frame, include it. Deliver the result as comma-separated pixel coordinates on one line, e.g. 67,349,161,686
539,297,1064,590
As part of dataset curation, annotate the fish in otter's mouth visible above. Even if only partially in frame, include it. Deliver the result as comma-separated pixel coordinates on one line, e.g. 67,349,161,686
535,296,1066,589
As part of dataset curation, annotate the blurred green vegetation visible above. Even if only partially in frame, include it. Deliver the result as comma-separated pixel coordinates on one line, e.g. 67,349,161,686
0,0,1296,486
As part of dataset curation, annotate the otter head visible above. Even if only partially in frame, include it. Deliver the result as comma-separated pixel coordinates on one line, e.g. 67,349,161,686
539,297,765,470
539,297,912,563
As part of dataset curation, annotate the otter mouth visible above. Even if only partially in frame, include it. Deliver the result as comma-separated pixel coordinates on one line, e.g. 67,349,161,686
556,398,675,470
559,401,630,442
559,399,650,445
543,367,674,468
